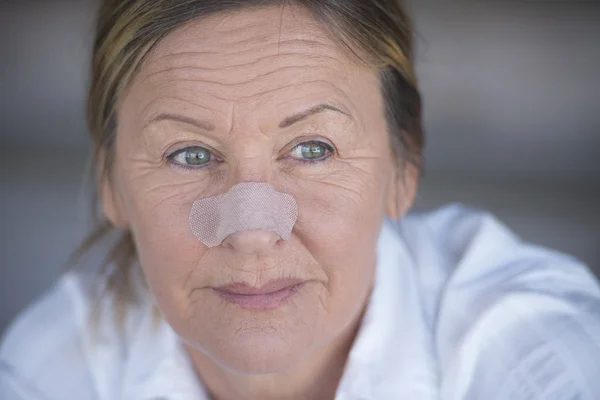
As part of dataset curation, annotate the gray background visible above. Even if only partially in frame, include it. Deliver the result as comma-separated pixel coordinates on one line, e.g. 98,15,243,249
1,0,599,335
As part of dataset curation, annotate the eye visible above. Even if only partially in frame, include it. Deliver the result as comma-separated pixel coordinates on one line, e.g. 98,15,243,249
289,141,334,161
168,146,212,168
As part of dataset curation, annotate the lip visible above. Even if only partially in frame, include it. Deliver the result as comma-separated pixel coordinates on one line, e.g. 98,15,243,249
213,278,307,310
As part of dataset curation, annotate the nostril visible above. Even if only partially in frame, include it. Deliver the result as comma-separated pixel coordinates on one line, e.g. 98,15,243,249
222,230,282,254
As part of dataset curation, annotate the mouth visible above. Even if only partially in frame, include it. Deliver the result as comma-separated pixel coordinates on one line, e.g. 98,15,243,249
212,278,307,310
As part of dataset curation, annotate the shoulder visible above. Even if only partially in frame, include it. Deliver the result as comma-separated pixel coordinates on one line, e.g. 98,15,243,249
403,205,600,399
398,203,520,266
0,271,102,399
439,285,600,399
398,203,596,293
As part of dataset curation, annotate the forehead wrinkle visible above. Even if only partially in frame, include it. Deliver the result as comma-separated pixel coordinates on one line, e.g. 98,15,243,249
252,79,355,110
151,36,336,65
144,37,343,80
226,38,338,57
144,51,220,71
136,97,223,136
128,9,379,144
174,5,328,42
140,63,347,108
134,102,232,149
140,21,359,106
145,8,344,69
144,51,341,83
132,72,366,141
156,24,329,54
190,65,331,87
138,96,216,121
143,47,345,91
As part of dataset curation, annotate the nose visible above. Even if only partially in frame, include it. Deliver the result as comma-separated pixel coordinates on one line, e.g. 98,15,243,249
222,229,282,254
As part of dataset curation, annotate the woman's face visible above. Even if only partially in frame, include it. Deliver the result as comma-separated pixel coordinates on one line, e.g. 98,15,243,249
104,6,413,373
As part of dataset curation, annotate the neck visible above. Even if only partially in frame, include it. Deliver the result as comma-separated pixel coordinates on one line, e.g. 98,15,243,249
185,303,368,400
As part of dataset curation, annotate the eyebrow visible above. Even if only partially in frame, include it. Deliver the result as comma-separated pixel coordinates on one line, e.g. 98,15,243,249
144,103,351,132
144,113,215,131
279,104,351,128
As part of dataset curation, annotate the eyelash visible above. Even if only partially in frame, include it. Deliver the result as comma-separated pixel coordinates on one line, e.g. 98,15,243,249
286,140,334,164
166,140,334,170
164,145,216,172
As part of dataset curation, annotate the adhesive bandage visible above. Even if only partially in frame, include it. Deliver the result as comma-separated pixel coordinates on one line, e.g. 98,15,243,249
189,182,298,247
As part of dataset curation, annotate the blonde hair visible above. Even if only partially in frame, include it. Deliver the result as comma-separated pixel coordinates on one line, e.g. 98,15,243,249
77,0,424,323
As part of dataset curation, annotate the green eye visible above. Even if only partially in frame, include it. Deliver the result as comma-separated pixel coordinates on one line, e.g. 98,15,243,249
290,141,333,161
169,146,211,167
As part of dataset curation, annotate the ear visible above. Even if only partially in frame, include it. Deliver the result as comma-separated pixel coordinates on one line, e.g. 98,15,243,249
385,162,419,220
98,155,129,229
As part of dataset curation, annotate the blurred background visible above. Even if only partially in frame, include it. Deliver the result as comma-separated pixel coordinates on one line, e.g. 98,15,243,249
0,0,599,335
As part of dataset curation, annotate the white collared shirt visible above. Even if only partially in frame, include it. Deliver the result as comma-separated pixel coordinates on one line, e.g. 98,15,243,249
2,205,600,399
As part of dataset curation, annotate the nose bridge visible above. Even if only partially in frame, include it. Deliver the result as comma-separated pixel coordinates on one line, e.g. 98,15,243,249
188,110,298,254
229,141,274,184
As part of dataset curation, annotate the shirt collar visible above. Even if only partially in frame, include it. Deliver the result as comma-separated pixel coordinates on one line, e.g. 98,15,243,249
336,218,439,399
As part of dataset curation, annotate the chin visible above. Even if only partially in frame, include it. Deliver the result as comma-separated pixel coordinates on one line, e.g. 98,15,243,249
176,285,329,374
201,325,316,374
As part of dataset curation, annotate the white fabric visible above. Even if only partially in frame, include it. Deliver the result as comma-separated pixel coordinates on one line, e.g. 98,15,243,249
2,204,600,399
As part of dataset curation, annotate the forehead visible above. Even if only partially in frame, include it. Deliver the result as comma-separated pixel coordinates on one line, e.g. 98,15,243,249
151,4,339,57
127,5,381,122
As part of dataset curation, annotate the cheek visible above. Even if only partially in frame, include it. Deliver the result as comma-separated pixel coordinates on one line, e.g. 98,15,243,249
120,177,209,300
292,159,387,253
290,165,387,314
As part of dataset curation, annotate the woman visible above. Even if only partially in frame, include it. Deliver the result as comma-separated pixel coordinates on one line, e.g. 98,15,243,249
1,1,599,399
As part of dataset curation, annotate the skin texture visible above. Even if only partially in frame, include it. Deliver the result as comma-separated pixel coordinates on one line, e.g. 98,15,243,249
102,5,416,400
